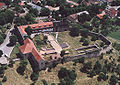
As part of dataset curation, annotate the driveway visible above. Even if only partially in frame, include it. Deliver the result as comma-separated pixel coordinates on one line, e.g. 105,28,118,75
0,26,15,64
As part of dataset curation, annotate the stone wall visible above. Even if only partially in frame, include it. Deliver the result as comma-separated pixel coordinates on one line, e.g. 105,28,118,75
44,31,112,69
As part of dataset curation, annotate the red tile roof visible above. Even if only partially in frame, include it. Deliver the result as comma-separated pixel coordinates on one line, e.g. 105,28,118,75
33,0,38,3
19,38,44,62
18,2,25,6
105,8,118,17
97,13,106,19
18,22,53,34
0,3,5,8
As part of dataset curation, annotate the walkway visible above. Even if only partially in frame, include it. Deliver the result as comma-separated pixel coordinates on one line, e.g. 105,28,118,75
45,34,62,53
0,25,15,64
66,0,79,6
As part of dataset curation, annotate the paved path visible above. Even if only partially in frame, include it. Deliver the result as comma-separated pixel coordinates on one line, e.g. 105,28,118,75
66,0,79,6
45,34,62,53
0,25,15,64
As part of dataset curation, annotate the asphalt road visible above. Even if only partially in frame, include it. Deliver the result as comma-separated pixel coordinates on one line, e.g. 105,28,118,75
0,26,15,64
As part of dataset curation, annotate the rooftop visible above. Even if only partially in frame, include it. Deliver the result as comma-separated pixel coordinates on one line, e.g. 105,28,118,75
0,3,5,8
18,22,53,34
19,38,44,62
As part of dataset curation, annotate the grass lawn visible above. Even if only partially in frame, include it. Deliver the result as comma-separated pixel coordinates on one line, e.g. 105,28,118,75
108,29,120,40
33,34,47,50
10,44,20,59
57,31,103,55
3,55,112,85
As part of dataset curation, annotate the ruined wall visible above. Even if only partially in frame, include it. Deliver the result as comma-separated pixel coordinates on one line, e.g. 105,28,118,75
43,31,112,69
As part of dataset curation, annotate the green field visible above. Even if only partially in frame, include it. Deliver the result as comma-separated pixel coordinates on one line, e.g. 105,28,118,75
108,30,120,40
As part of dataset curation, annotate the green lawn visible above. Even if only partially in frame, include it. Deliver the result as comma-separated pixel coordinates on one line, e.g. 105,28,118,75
10,44,20,59
108,30,120,40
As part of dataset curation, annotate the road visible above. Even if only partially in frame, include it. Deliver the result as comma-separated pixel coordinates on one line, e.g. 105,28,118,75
0,25,15,64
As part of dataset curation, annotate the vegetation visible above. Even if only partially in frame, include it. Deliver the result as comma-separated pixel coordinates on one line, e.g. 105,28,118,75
17,59,28,75
25,26,32,36
58,67,77,85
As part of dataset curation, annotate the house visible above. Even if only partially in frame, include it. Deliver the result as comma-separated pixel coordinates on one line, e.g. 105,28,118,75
0,3,6,9
105,8,118,18
16,20,68,45
45,6,60,11
19,38,45,70
27,2,42,12
32,0,39,3
67,11,89,22
66,0,79,6
18,22,53,35
97,12,106,19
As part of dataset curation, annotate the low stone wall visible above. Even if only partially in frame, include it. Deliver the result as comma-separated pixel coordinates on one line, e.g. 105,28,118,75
44,31,112,69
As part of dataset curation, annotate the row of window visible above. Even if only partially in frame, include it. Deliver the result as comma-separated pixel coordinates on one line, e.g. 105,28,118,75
32,25,53,29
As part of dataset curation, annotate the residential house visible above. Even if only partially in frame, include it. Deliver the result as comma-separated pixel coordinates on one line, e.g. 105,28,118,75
0,3,6,9
67,11,89,22
105,8,118,18
97,12,106,19
45,6,60,11
19,38,45,70
97,7,118,19
28,2,42,12
16,20,68,45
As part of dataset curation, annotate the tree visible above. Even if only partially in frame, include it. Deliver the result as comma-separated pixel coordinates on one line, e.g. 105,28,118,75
97,73,108,81
116,64,120,77
0,34,4,45
100,42,104,47
80,37,85,42
29,8,39,17
42,79,48,85
69,24,82,37
40,8,50,16
51,83,56,85
78,13,91,23
110,75,118,85
25,13,35,23
89,70,96,78
78,57,85,63
25,26,32,35
2,0,12,6
43,36,48,44
81,61,92,73
102,66,107,74
17,59,28,75
60,50,65,57
0,81,2,85
0,50,3,57
91,35,98,41
30,72,39,81
93,61,102,74
9,60,15,67
2,76,7,82
118,56,120,62
82,40,89,46
9,35,18,45
58,67,77,85
14,17,27,26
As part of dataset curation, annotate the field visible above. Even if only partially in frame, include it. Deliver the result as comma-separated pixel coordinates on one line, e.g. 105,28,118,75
2,56,113,85
10,44,20,59
108,29,120,40
57,31,103,55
